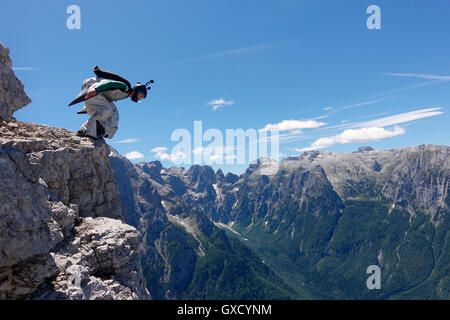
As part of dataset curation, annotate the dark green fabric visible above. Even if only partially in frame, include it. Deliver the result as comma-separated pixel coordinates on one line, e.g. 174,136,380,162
95,80,128,93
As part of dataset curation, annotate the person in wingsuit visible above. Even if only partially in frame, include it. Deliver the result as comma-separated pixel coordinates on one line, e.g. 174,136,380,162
69,66,153,139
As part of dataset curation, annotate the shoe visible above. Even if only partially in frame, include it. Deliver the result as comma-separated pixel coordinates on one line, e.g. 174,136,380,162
76,129,97,139
76,129,88,137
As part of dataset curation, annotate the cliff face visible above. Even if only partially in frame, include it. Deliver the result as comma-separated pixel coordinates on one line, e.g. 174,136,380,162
0,43,149,300
109,151,208,299
0,120,149,300
0,42,31,121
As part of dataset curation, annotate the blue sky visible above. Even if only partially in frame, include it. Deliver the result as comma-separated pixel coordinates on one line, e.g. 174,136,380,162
1,0,449,174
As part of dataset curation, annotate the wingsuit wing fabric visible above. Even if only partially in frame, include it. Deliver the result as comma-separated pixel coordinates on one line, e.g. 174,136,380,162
69,79,129,106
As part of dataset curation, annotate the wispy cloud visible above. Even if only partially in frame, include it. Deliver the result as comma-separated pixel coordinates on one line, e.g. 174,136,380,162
319,73,449,120
116,138,140,144
351,107,444,128
317,98,387,120
125,151,144,160
206,98,235,111
386,73,450,81
12,67,36,71
339,98,387,110
315,107,443,133
149,43,275,70
298,126,405,151
366,79,448,100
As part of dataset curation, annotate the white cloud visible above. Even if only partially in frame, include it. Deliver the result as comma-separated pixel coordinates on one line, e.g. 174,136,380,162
323,106,333,111
323,107,444,132
352,107,443,128
386,73,450,81
125,151,144,160
151,147,186,162
193,146,205,155
299,126,405,151
151,147,170,160
152,147,168,154
260,119,326,132
206,98,234,111
117,138,140,144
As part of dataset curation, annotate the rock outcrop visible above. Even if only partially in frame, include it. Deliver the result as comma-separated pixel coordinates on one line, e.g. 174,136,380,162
0,42,149,300
33,217,148,300
0,121,122,219
0,42,31,121
0,120,149,299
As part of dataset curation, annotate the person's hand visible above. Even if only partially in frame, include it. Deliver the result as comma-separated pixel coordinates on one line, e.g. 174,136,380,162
85,89,97,99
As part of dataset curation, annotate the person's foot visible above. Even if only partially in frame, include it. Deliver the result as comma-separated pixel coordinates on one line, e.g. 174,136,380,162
76,129,97,139
76,129,89,137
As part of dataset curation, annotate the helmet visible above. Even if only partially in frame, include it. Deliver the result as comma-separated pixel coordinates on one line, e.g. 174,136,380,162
131,80,154,103
131,83,147,102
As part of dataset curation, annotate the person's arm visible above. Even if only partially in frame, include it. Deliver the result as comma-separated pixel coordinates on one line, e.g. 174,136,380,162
93,66,131,91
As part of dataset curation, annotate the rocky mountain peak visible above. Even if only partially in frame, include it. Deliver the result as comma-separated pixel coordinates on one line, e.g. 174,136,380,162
138,160,164,182
224,172,239,184
354,146,375,153
215,168,225,181
186,164,217,191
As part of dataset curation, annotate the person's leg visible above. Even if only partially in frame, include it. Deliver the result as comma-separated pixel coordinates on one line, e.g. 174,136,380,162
102,103,119,138
77,118,97,138
96,120,106,137
78,95,113,138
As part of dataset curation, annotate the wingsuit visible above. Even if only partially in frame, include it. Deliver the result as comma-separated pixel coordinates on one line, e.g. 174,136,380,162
69,66,152,139
78,77,124,139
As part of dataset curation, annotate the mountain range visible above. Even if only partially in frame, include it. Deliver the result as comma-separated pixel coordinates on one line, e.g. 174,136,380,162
110,144,449,299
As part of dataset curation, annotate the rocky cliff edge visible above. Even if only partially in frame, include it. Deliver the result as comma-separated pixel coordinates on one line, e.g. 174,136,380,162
0,42,149,299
